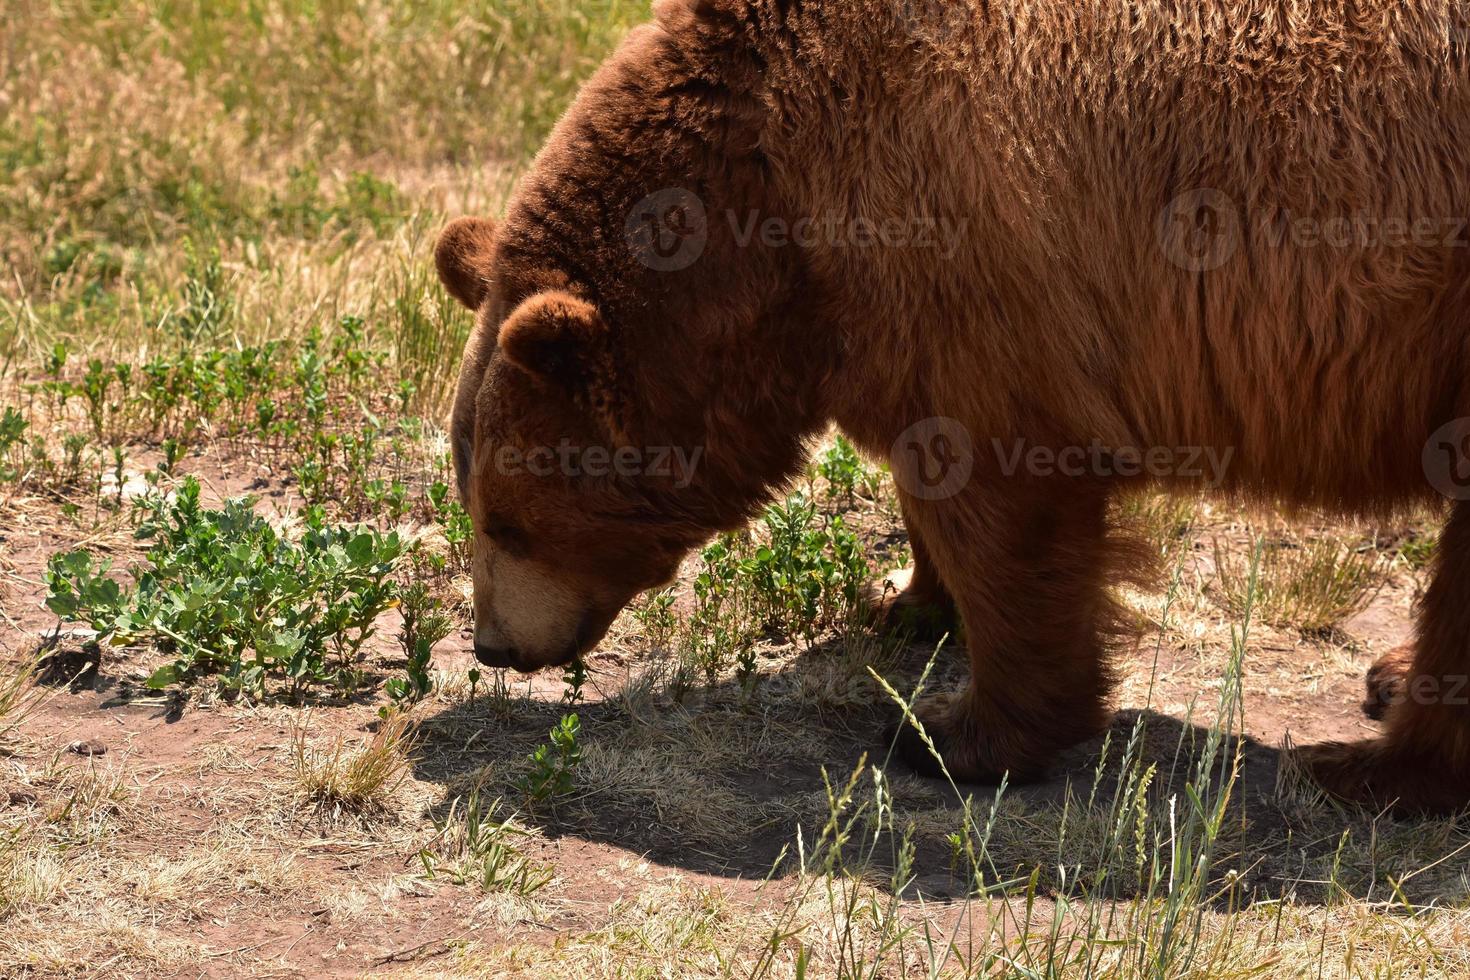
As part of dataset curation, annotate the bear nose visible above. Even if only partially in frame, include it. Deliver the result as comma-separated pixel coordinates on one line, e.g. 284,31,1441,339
473,642,519,670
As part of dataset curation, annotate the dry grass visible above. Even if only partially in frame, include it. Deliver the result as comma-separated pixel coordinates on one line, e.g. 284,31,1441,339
1117,491,1200,564
291,710,416,817
1213,527,1389,635
40,759,131,846
0,835,67,919
0,652,40,746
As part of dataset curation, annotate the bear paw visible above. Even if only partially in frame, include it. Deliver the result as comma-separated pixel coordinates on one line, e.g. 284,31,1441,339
1361,644,1414,721
1294,738,1469,816
888,691,1041,785
862,566,957,642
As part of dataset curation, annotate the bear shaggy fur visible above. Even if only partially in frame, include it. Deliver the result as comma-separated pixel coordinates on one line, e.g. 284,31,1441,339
439,0,1470,814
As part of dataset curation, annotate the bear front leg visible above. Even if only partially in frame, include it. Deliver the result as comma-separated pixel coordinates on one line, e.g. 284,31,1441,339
1300,501,1470,815
863,496,958,641
893,481,1125,783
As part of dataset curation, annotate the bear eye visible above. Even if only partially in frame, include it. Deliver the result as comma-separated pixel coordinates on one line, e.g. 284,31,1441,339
482,512,529,555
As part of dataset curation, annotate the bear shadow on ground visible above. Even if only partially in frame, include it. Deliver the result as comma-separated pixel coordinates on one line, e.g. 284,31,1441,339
409,638,1470,913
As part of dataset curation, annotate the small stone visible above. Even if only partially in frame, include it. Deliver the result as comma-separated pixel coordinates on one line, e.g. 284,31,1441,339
67,739,107,757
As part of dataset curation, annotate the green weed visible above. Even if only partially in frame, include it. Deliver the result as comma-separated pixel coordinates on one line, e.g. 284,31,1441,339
517,713,583,806
420,788,553,897
814,436,884,508
387,573,455,708
744,494,869,644
45,477,405,698
0,407,27,482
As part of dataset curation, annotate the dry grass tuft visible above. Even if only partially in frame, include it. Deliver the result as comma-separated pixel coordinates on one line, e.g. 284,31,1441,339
291,710,416,817
1213,527,1389,634
0,835,67,920
129,834,309,913
0,653,41,747
1116,491,1200,564
42,760,130,846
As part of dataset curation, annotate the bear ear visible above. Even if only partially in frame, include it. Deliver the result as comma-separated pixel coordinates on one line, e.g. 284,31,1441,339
497,291,610,392
435,216,498,310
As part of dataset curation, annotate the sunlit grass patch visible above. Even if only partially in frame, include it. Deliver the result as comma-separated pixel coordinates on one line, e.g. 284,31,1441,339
40,760,131,847
456,881,746,977
0,833,68,920
291,710,416,817
1212,528,1388,635
128,835,309,911
1115,490,1199,564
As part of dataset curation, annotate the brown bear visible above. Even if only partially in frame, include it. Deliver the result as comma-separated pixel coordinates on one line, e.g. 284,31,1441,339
437,0,1470,814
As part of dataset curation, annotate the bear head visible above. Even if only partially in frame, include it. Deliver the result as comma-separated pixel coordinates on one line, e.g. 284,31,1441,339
433,2,828,673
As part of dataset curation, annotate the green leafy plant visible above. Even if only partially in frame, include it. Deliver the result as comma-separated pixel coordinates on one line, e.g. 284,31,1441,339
632,587,678,649
45,477,405,697
44,551,128,633
815,436,882,507
517,713,582,805
386,576,454,707
743,494,869,644
561,657,588,705
428,478,473,570
0,407,27,482
686,534,750,686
